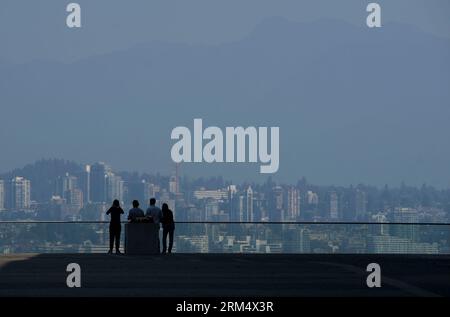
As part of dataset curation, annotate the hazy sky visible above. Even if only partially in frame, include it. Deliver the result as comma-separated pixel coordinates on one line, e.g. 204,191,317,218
1,0,450,63
1,1,450,187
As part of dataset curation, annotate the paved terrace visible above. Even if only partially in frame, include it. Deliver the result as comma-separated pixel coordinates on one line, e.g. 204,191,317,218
0,254,449,297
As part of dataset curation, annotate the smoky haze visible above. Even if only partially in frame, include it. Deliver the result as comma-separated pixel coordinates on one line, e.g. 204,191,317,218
0,1,450,187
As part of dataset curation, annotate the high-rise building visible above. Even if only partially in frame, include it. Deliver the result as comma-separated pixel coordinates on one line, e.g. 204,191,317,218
270,186,284,222
0,180,5,211
144,182,158,203
355,189,367,220
169,175,178,194
254,192,266,222
287,186,301,220
193,189,228,200
57,173,78,198
66,188,84,212
90,162,109,203
159,189,170,207
173,192,186,221
9,177,31,210
205,199,220,221
283,226,311,253
126,180,147,204
273,186,284,209
393,207,419,241
329,191,339,220
238,195,245,222
106,173,124,203
246,186,254,222
170,163,180,194
79,164,91,204
307,191,319,205
227,185,238,221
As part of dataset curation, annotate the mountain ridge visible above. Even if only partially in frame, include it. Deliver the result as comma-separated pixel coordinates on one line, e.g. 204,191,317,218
0,17,449,187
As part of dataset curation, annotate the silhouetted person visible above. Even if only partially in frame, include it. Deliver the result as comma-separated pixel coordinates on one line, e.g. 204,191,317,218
106,199,124,254
146,198,162,251
145,198,162,224
161,203,175,254
128,200,145,222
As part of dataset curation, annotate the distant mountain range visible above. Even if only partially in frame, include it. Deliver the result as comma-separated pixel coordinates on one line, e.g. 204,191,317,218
0,18,449,187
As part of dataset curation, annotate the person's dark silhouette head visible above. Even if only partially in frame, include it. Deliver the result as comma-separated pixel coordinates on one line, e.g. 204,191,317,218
162,203,168,212
150,198,156,206
112,199,120,207
132,200,139,208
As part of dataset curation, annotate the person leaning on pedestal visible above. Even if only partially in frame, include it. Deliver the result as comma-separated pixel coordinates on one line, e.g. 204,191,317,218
128,200,145,223
145,198,162,225
146,198,162,251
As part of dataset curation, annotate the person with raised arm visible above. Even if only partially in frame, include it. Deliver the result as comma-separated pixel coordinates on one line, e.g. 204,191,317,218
106,199,124,254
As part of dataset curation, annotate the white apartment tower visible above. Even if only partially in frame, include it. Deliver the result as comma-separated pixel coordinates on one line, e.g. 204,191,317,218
10,177,31,210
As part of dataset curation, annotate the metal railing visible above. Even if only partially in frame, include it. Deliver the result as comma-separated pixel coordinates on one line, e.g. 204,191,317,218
0,221,450,225
0,221,449,254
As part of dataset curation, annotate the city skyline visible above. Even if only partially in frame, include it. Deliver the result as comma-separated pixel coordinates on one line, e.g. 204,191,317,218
1,156,446,255
3,157,450,189
0,158,449,226
1,158,447,255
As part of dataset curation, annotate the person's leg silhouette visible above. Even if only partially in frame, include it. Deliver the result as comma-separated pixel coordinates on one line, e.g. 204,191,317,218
108,226,114,254
115,226,122,254
168,228,174,253
162,227,168,253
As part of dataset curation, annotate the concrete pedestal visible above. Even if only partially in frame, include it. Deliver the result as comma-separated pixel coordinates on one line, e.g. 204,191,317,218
125,223,160,255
